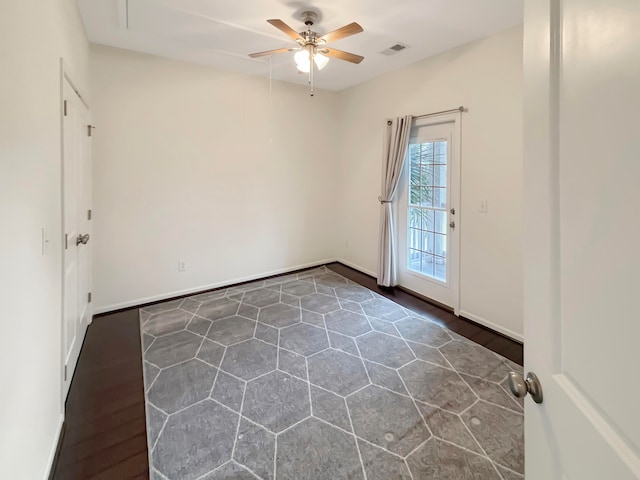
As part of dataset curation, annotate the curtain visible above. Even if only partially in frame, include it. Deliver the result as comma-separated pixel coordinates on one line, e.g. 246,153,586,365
377,115,413,287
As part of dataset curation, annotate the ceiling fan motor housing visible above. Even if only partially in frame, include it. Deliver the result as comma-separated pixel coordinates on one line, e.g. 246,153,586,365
302,11,318,26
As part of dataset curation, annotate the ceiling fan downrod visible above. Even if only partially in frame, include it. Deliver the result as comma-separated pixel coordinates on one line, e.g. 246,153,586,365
301,12,318,97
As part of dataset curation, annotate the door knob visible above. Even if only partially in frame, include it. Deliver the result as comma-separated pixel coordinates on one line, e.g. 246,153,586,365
76,234,90,246
449,221,455,228
508,371,543,404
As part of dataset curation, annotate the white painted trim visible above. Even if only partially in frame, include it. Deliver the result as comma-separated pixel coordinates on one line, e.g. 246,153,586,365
61,58,89,109
459,309,524,343
93,258,338,314
116,0,128,29
335,258,378,278
334,259,523,343
395,112,462,315
554,374,640,475
60,62,92,404
43,414,64,480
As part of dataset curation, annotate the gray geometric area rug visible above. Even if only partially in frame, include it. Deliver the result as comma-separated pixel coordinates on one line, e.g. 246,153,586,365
139,266,524,480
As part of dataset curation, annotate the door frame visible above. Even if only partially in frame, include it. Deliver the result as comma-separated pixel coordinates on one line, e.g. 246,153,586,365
60,59,91,405
395,111,461,314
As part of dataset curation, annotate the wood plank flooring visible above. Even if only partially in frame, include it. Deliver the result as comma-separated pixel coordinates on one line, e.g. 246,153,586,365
50,262,523,479
51,308,149,480
327,263,524,365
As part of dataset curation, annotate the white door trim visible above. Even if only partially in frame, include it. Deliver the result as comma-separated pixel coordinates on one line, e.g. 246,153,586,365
61,59,89,110
59,58,91,405
395,110,461,314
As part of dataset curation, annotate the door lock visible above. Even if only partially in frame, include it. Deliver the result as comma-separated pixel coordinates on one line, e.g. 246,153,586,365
508,371,543,404
76,234,90,246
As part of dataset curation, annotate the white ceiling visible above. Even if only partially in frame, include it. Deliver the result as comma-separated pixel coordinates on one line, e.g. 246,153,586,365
77,0,523,91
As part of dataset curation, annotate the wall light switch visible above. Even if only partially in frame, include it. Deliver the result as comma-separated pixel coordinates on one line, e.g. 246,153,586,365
178,261,187,272
479,200,488,213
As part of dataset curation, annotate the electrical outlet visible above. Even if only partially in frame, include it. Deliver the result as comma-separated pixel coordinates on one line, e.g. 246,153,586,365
178,261,187,272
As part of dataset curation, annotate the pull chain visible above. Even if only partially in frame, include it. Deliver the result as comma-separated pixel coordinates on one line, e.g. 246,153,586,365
268,55,273,143
310,51,315,97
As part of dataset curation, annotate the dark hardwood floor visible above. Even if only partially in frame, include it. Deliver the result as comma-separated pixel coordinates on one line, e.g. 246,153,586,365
50,261,522,479
51,309,149,480
326,263,523,365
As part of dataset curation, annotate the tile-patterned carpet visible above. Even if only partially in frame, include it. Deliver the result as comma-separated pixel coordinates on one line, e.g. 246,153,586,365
140,266,524,480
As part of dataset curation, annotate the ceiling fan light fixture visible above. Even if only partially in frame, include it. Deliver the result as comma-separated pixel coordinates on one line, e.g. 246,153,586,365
294,49,312,72
314,53,329,70
294,49,329,73
249,16,364,95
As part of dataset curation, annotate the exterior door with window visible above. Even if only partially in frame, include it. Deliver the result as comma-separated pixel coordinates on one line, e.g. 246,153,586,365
397,113,460,313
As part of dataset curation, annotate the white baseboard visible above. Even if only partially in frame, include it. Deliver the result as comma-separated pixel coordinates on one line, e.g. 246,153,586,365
335,258,378,278
93,258,338,315
329,259,524,344
44,414,64,480
459,309,524,343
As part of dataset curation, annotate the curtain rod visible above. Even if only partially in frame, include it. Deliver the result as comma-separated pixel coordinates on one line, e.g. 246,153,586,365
387,106,464,125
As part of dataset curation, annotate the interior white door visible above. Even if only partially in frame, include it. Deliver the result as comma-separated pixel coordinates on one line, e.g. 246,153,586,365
396,113,460,313
62,76,92,399
523,0,640,478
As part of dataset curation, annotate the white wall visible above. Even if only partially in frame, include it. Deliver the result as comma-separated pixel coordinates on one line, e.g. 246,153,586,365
90,45,340,312
336,26,524,340
92,28,524,338
0,11,521,475
0,0,90,478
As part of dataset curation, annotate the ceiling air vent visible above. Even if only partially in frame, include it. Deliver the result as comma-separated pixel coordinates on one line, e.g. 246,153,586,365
380,42,410,56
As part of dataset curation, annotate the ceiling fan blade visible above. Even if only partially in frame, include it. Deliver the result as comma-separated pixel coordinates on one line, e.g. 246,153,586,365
317,22,363,44
322,48,364,64
248,47,294,58
267,19,304,42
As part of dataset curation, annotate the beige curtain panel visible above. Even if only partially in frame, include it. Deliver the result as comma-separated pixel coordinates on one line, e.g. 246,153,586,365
377,115,413,287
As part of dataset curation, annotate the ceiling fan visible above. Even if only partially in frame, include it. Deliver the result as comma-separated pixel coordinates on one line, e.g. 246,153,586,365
249,11,364,96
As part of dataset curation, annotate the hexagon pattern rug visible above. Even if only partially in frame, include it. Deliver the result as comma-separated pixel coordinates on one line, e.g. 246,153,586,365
140,266,524,480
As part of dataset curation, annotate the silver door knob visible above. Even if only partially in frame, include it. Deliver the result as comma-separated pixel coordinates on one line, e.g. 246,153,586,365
508,371,543,404
76,233,90,245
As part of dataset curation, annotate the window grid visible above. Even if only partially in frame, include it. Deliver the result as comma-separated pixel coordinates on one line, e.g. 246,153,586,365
407,140,448,281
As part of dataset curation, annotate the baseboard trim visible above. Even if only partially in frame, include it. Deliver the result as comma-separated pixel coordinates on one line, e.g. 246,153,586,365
334,258,377,278
459,309,524,343
334,260,453,312
93,258,338,316
92,257,524,344
396,284,454,314
45,415,65,480
332,260,523,344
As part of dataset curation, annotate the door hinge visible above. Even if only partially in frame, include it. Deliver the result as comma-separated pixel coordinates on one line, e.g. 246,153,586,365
64,234,68,250
88,292,92,303
64,365,67,381
88,209,92,220
87,125,95,137
63,100,68,116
